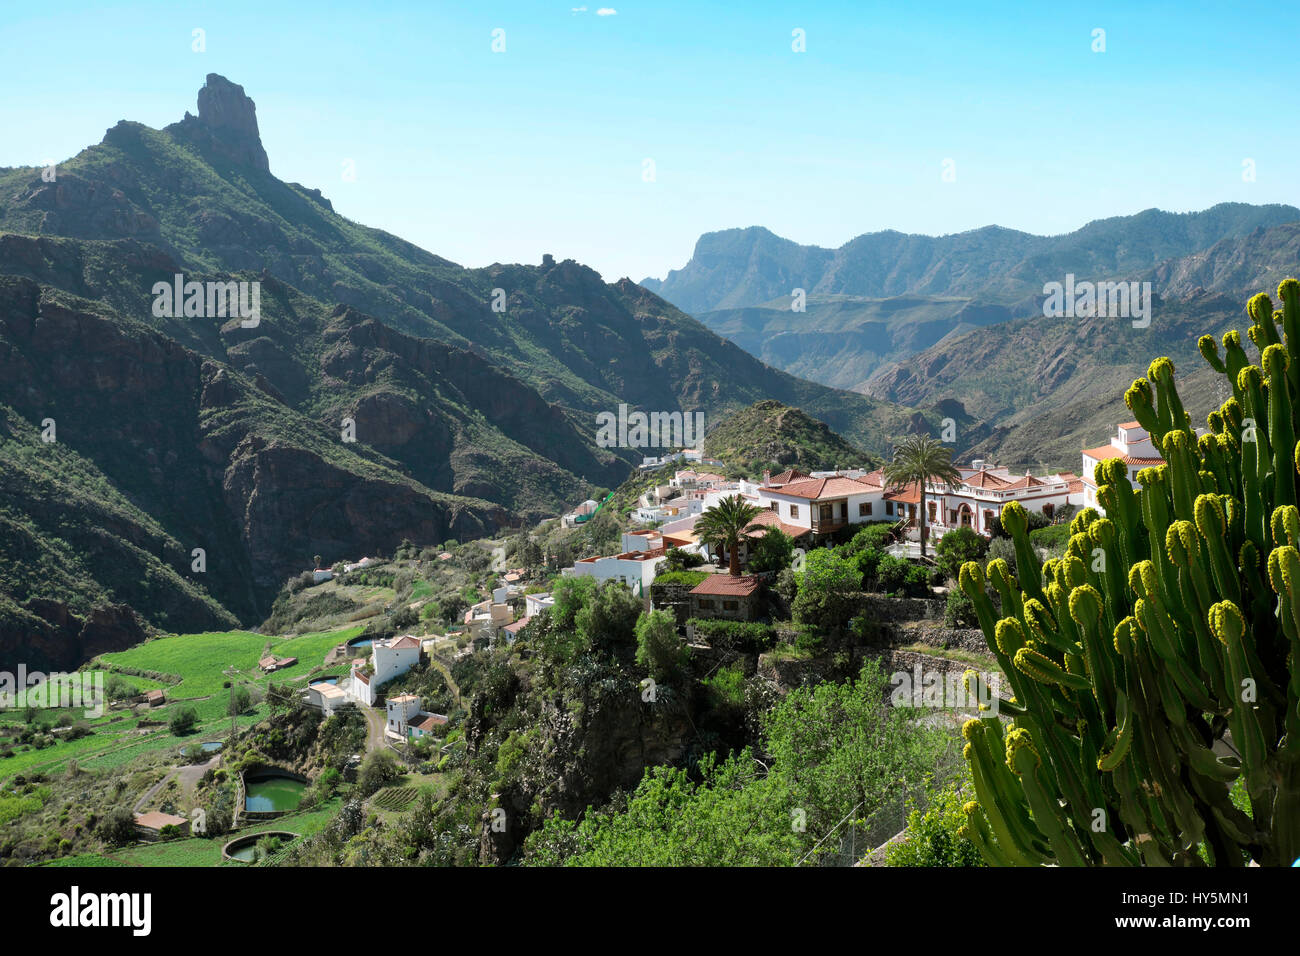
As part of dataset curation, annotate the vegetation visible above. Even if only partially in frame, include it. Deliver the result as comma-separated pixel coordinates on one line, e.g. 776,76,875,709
883,434,962,557
957,282,1300,867
694,495,765,575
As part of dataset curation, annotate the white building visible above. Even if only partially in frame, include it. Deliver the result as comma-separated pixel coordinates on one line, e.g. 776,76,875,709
313,568,334,584
757,473,887,535
1080,422,1164,514
524,592,556,617
305,681,351,715
349,634,422,707
386,693,424,738
567,543,667,595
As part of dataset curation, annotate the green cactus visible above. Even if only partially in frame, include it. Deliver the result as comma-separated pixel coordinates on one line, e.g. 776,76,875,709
959,280,1300,867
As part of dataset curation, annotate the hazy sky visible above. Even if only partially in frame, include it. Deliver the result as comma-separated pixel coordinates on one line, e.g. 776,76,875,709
2,1,1297,283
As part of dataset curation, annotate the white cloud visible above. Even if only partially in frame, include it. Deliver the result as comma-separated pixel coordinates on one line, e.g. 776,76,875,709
596,7,617,15
571,6,587,11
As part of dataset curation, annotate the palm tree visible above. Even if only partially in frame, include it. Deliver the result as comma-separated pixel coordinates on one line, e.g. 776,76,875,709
695,495,765,575
882,434,962,558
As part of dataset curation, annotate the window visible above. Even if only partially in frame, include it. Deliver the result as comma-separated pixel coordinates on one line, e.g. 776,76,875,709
790,504,799,519
698,599,715,609
859,502,871,517
770,502,779,512
948,509,957,523
723,600,738,611
885,501,894,516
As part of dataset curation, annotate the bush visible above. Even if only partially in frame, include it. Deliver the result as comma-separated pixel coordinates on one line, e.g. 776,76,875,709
933,527,988,584
635,610,690,681
661,547,705,572
885,780,986,867
985,537,1017,578
798,548,862,595
358,750,401,797
874,554,911,594
844,522,896,555
688,618,776,652
943,587,978,628
99,806,138,846
748,528,795,574
1028,523,1071,554
168,707,199,736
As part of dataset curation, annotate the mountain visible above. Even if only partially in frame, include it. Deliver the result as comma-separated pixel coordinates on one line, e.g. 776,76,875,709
643,205,1300,314
0,74,932,662
862,290,1243,469
702,400,878,474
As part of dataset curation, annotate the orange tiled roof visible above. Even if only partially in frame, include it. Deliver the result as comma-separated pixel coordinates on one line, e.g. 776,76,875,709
765,468,811,485
768,476,875,500
883,481,923,504
690,574,762,597
963,470,1012,489
746,509,811,539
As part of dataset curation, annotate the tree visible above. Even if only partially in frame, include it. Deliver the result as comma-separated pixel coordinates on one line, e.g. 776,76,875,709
228,685,252,717
169,706,199,736
635,609,690,682
99,806,139,846
748,528,795,574
358,749,401,796
882,434,962,558
695,495,764,575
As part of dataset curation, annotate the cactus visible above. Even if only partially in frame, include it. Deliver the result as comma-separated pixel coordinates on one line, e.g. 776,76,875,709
959,280,1300,867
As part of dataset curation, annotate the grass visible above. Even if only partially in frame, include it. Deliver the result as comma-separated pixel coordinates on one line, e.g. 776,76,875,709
1,624,362,783
897,643,1002,670
51,798,345,868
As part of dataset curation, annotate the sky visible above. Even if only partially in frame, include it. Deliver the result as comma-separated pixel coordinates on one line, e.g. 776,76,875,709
1,1,1297,283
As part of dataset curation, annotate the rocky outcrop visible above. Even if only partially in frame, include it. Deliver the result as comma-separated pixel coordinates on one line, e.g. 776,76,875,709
0,599,147,674
186,74,271,172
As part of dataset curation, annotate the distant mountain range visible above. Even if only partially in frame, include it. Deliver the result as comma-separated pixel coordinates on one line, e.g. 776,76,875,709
643,206,1300,467
0,74,931,667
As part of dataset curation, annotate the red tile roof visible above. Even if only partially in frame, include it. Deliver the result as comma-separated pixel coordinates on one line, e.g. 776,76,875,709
768,476,876,500
690,574,762,597
746,509,811,539
503,616,532,635
883,481,923,504
415,715,448,731
765,469,811,485
963,470,1012,489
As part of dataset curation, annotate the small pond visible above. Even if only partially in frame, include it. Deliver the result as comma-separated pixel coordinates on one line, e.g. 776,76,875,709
244,772,307,813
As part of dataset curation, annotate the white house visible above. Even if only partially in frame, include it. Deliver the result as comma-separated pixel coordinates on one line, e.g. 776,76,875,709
757,474,887,535
524,592,556,617
1080,422,1164,514
349,634,422,707
386,693,424,738
305,681,350,715
409,713,448,739
568,544,667,594
864,461,1083,542
313,568,334,584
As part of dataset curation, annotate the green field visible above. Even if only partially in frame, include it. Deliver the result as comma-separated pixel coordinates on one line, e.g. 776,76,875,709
1,625,363,783
44,799,343,868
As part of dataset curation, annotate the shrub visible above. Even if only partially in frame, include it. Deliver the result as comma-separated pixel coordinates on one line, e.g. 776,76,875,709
933,527,988,584
943,587,978,628
168,707,199,736
874,554,911,594
688,618,775,652
885,780,985,867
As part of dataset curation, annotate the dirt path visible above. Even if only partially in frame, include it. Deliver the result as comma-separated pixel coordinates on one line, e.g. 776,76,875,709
362,706,387,753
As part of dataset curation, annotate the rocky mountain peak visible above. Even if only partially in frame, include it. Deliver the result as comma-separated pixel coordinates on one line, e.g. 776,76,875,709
183,74,270,172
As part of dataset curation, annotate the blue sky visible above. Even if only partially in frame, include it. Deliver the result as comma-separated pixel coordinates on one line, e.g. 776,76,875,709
2,1,1297,282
